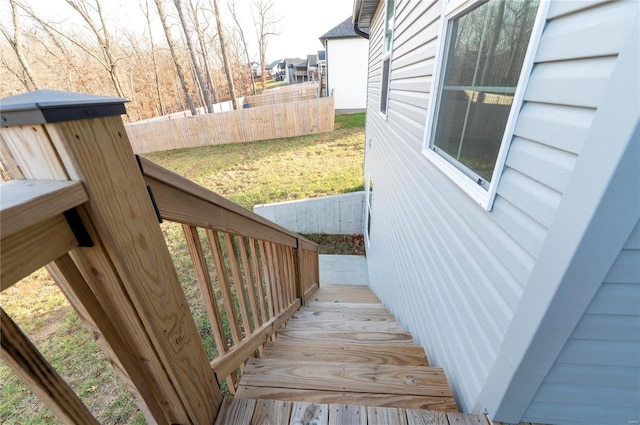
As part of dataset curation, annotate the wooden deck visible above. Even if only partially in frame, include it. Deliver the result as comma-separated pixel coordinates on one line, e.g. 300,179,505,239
214,397,488,425
213,285,483,423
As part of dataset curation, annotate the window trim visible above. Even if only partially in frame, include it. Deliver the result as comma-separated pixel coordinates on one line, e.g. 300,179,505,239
378,0,396,119
421,0,550,211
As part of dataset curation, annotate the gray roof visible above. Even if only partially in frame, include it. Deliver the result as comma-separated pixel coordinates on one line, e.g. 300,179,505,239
318,50,326,61
319,16,368,40
307,54,318,67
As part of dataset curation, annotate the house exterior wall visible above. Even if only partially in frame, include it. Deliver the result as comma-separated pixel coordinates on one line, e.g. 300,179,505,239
522,220,640,424
362,0,638,422
326,37,369,111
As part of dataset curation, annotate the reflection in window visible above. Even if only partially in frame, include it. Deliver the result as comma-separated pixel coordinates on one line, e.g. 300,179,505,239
431,0,539,187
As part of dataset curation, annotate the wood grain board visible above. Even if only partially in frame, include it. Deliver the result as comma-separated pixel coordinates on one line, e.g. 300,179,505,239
293,310,396,321
289,402,329,425
235,387,458,411
275,329,415,345
262,341,429,366
284,318,404,332
241,359,452,397
251,399,292,425
215,396,482,424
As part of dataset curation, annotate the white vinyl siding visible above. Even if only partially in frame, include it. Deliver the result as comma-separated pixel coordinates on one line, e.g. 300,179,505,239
363,0,638,416
522,220,640,425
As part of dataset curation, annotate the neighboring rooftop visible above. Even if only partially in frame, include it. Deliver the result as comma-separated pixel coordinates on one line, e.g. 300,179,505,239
319,16,369,41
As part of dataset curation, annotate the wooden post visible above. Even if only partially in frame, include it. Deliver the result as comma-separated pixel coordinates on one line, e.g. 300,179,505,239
0,90,222,424
294,239,305,306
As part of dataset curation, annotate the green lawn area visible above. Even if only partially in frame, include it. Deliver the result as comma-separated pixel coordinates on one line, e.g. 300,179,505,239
0,113,365,424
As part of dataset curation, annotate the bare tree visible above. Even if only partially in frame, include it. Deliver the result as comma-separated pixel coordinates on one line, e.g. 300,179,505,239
210,0,237,109
252,0,280,90
187,0,218,103
63,0,125,97
142,0,165,115
0,0,39,90
154,0,197,115
174,0,213,112
228,0,255,95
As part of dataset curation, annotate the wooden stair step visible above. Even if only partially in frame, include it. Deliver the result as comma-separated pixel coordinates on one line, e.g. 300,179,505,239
309,290,382,304
241,358,452,397
285,318,404,332
234,387,458,411
262,341,429,366
299,303,391,316
293,309,396,322
275,329,415,345
305,301,386,310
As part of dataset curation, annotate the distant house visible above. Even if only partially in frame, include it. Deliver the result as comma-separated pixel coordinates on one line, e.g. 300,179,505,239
265,60,279,78
319,16,368,113
284,57,305,84
354,0,639,424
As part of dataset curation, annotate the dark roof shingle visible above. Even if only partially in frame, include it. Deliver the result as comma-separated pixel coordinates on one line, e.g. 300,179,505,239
319,16,368,40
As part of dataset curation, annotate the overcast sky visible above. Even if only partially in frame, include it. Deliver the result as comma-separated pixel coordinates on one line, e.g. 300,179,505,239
3,0,355,62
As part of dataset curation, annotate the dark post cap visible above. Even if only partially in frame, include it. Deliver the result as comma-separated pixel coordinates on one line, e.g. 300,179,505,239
0,89,128,127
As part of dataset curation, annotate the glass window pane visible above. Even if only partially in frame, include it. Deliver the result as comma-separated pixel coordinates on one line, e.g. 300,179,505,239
380,58,390,113
432,0,539,184
384,0,395,53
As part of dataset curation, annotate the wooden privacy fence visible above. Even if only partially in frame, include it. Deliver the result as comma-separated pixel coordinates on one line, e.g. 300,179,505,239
125,95,334,154
244,82,320,107
0,90,319,425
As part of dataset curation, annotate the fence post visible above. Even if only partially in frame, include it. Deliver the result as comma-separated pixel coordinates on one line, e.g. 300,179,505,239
0,90,222,424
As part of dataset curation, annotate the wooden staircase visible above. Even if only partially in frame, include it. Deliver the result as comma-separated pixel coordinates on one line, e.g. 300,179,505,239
212,285,490,424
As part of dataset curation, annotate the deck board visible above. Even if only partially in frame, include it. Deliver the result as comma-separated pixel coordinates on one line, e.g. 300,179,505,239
289,402,329,425
275,329,415,345
235,387,458,410
406,409,449,425
263,341,429,366
215,396,483,424
367,406,409,425
251,399,292,425
241,358,452,397
285,318,404,332
293,309,396,321
328,404,366,425
214,397,255,425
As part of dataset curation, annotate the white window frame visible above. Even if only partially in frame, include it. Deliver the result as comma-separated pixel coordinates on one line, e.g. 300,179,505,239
378,0,396,119
421,0,550,211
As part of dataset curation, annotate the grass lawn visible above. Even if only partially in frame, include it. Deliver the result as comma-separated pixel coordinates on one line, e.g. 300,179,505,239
0,113,365,424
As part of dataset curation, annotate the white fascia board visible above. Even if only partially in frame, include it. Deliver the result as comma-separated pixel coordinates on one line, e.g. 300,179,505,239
475,14,640,422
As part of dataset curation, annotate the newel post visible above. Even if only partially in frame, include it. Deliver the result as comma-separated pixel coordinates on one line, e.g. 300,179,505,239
0,90,222,425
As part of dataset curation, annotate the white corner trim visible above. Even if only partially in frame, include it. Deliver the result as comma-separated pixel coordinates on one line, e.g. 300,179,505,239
422,0,550,212
474,13,640,422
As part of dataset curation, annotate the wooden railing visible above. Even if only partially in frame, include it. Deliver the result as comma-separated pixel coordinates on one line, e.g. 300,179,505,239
138,157,320,390
0,90,319,424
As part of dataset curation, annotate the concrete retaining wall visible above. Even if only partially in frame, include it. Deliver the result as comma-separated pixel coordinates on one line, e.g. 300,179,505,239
253,192,365,234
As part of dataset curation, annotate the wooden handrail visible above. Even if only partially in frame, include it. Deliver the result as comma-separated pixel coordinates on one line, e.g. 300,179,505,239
138,156,319,252
0,180,88,291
